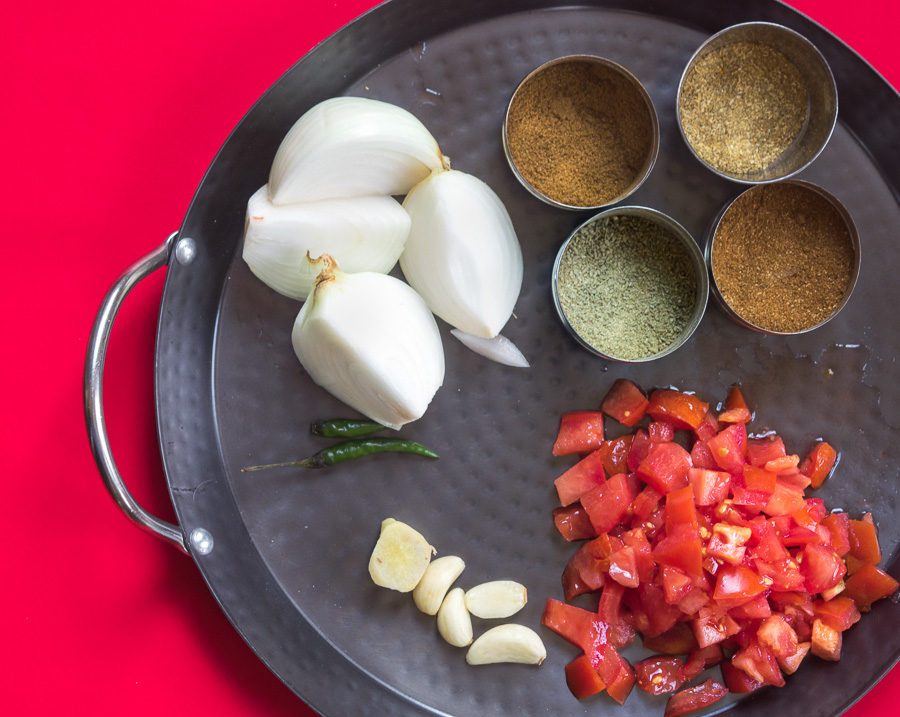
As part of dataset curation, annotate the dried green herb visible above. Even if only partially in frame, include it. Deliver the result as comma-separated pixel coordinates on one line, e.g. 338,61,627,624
557,215,698,360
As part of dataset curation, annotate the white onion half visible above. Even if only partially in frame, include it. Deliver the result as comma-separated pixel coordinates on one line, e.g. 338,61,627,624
269,97,448,204
242,185,411,301
292,255,445,430
400,169,523,339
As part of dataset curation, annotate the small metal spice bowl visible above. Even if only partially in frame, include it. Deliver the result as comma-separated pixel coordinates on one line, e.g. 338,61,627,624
552,206,709,362
503,55,659,211
677,22,838,184
706,180,860,335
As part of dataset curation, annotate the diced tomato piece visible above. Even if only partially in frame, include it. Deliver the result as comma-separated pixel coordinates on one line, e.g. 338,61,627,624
800,441,838,489
562,540,606,601
777,640,810,674
654,523,704,578
626,428,653,472
678,587,711,615
731,638,785,687
799,543,846,594
707,423,747,473
718,385,752,424
554,450,606,506
728,592,772,620
665,485,698,533
638,442,692,495
691,611,740,648
810,618,842,661
600,378,649,427
706,523,752,566
764,454,800,473
742,465,776,494
688,468,730,506
848,517,882,565
622,528,654,583
596,435,633,477
542,598,606,653
763,480,807,517
635,656,684,695
565,654,606,699
660,565,693,605
793,498,827,531
813,597,861,632
594,644,636,705
638,582,684,637
553,411,606,456
632,485,663,520
690,439,718,470
663,679,728,717
820,512,851,557
720,659,763,693
756,614,798,659
746,435,787,467
608,545,640,589
694,410,720,443
553,503,597,542
647,389,709,431
581,473,634,535
713,565,768,607
842,563,900,612
641,622,698,655
679,644,723,682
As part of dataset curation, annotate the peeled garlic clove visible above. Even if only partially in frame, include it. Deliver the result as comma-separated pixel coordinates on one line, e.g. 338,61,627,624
242,186,411,301
465,624,546,665
450,329,530,368
413,555,466,615
269,97,448,204
292,254,444,430
464,580,528,619
437,587,474,648
368,518,436,593
400,169,523,339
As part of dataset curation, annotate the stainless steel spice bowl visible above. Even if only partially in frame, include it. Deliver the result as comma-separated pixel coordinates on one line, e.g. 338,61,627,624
706,180,860,335
503,55,659,211
677,22,838,184
552,206,709,362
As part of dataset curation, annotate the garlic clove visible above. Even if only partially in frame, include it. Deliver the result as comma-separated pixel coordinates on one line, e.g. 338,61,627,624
400,169,523,339
437,587,474,648
242,186,411,301
465,624,546,665
464,580,528,619
368,518,436,593
450,329,530,368
292,254,444,430
413,555,466,615
269,97,448,204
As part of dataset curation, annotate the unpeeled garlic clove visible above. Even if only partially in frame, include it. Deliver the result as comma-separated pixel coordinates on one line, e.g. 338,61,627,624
292,254,444,430
437,587,474,648
464,580,528,619
400,169,524,339
268,97,448,204
368,518,436,593
465,624,546,665
412,555,466,615
243,185,411,301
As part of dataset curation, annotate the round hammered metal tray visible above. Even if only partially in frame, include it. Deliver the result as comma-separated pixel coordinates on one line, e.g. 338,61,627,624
155,1,900,715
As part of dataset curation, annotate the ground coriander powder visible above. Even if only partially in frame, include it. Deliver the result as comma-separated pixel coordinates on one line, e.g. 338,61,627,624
506,59,655,207
679,41,808,175
711,183,855,333
556,215,698,360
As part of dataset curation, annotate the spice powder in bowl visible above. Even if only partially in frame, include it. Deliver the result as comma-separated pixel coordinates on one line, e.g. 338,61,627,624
504,56,658,210
709,181,859,334
553,208,708,362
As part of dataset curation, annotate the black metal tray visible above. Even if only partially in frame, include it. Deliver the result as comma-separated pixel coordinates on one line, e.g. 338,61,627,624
143,1,900,715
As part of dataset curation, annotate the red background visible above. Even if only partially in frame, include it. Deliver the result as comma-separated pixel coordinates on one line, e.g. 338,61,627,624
4,1,898,714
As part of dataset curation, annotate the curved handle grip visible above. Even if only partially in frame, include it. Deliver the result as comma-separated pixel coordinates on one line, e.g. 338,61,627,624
84,232,189,553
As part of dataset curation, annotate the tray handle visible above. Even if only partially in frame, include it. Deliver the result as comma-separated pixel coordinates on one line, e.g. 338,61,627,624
84,232,189,553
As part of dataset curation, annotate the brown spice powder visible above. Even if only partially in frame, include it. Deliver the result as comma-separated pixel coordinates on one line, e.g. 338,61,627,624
679,42,808,175
711,183,855,333
506,60,654,207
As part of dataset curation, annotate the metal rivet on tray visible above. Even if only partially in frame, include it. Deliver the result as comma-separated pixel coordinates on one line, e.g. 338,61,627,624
175,237,197,265
190,527,214,555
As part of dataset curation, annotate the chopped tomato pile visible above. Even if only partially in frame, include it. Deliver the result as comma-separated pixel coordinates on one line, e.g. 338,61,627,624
544,380,898,716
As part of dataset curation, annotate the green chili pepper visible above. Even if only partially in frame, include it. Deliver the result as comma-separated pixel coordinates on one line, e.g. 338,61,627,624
310,418,386,438
241,437,439,472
